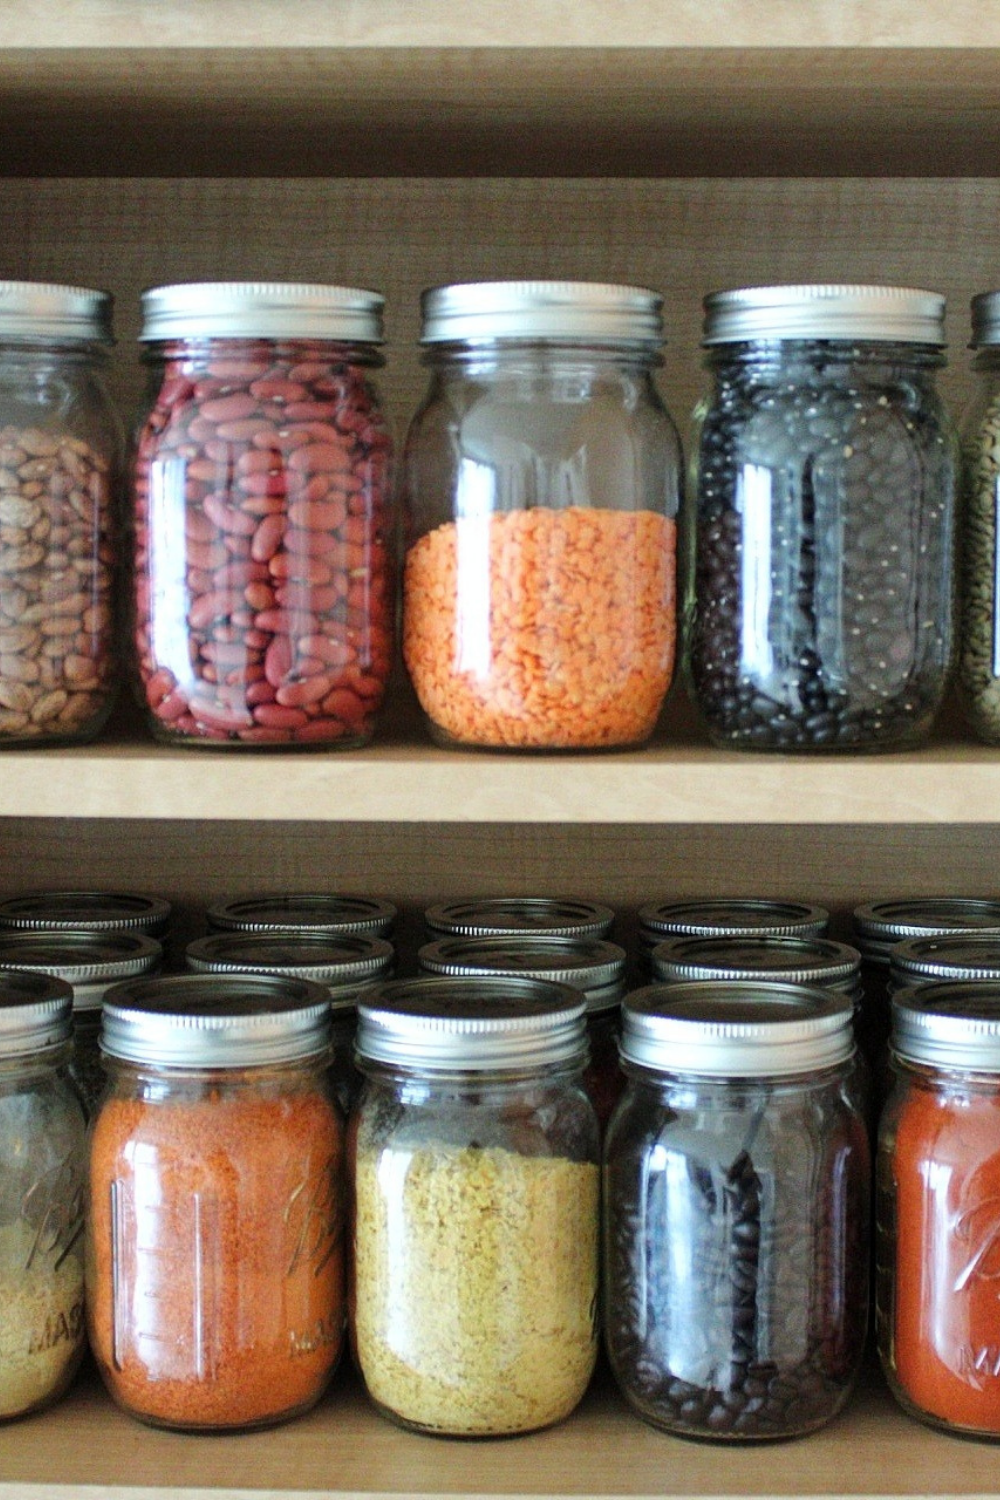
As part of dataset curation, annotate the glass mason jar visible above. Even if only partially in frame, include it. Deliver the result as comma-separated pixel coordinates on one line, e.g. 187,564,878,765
401,280,682,749
86,973,345,1431
685,284,957,752
890,933,1000,994
424,895,614,942
0,280,121,745
637,898,829,976
877,980,1000,1437
0,930,162,1116
604,980,870,1441
350,975,600,1436
417,934,627,1128
0,971,86,1421
130,282,393,748
852,898,1000,1098
958,293,1000,741
185,928,395,1114
206,890,396,940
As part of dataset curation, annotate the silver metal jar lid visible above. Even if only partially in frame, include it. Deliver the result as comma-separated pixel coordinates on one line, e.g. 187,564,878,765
186,930,394,1001
971,292,1000,347
417,935,626,1014
0,931,162,1012
0,280,113,343
356,976,587,1071
425,897,614,941
420,280,663,344
650,934,861,991
0,889,171,937
621,981,855,1076
100,973,332,1068
638,899,829,944
0,971,74,1056
206,892,396,938
891,981,1000,1070
702,284,946,346
140,281,385,343
852,898,1000,963
890,934,1000,987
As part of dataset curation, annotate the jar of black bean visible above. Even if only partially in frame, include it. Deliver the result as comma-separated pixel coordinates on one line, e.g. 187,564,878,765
603,980,869,1441
685,284,956,751
958,292,1000,741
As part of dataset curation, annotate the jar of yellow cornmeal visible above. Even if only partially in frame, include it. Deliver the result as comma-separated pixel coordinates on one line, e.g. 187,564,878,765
349,974,600,1436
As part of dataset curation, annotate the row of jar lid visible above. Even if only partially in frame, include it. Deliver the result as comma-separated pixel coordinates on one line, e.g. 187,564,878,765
14,276,1000,348
5,891,1000,1016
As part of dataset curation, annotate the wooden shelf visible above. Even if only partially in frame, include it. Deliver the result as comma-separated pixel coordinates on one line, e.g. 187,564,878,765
2,1358,997,1500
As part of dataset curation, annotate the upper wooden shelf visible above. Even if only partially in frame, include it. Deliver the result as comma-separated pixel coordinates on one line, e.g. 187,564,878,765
2,4,1000,176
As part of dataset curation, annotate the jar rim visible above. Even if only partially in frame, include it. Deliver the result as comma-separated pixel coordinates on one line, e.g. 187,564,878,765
0,279,113,344
420,280,663,345
139,281,385,343
702,283,946,345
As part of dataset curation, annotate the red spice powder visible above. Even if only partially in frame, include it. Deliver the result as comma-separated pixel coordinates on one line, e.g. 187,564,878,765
87,1080,344,1430
887,1075,1000,1432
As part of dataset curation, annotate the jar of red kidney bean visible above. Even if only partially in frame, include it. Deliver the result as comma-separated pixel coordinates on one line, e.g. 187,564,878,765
130,282,393,748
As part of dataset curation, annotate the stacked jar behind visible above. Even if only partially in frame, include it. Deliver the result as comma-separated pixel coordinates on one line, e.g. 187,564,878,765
0,281,120,744
130,282,393,748
685,284,956,751
402,281,681,749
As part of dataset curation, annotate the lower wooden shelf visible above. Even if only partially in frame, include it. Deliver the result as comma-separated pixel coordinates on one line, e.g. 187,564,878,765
1,1356,998,1499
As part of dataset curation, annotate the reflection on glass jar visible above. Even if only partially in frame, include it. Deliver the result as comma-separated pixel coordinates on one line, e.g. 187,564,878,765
686,284,956,752
0,971,86,1421
130,282,392,749
402,281,681,749
604,980,869,1440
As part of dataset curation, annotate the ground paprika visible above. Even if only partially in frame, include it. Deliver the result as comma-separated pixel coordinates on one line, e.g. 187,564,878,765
878,980,1000,1436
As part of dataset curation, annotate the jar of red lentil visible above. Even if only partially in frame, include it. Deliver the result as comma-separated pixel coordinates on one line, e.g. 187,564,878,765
350,975,600,1435
185,928,394,1113
86,973,345,1431
0,281,121,745
417,934,627,1127
401,281,681,749
877,981,1000,1437
131,282,393,748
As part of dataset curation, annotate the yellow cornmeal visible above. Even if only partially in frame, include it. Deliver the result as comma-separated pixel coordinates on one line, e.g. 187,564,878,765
0,1218,85,1419
353,1142,599,1435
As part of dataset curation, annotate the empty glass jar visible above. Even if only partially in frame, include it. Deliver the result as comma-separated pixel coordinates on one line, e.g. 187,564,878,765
401,281,682,749
686,284,957,751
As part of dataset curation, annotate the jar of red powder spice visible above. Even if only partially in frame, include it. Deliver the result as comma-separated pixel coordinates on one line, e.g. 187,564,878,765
401,280,681,749
878,980,1000,1438
86,973,345,1431
131,282,393,748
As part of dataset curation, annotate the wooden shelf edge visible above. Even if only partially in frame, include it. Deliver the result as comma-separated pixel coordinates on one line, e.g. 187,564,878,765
0,735,995,825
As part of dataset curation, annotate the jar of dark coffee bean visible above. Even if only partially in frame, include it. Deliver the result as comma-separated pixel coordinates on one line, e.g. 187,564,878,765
958,292,1000,741
636,898,829,976
686,284,956,752
603,980,869,1441
852,898,1000,1097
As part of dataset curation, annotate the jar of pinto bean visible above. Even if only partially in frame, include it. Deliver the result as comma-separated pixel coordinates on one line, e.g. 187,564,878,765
131,282,393,748
0,281,121,744
402,281,681,750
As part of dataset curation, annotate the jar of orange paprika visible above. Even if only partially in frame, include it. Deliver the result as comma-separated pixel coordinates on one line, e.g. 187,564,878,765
86,973,345,1430
878,980,1000,1437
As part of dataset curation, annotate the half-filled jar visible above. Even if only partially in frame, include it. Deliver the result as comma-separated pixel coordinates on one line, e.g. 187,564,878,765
0,281,121,744
604,980,869,1440
130,281,393,747
350,975,600,1435
0,971,86,1420
686,284,956,751
402,281,681,748
86,973,345,1430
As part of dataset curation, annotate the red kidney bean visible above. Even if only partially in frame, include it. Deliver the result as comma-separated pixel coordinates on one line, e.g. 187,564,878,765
132,340,393,746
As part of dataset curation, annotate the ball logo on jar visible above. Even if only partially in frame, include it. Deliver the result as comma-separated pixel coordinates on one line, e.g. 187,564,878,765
20,1150,85,1271
284,1154,341,1279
